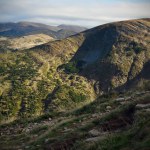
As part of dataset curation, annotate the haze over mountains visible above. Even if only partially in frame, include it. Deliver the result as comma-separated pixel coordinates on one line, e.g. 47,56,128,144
0,22,87,39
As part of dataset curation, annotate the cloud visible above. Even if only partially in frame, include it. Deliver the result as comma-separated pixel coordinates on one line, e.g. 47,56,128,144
0,0,149,27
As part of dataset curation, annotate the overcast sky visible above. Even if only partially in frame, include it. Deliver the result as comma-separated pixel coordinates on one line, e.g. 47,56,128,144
0,0,149,27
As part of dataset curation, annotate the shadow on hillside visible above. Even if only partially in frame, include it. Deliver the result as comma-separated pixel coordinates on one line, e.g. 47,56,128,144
71,24,118,65
115,60,150,91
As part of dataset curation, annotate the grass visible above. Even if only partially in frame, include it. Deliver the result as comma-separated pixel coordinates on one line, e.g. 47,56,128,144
72,96,121,116
72,108,150,150
30,125,48,135
0,92,150,150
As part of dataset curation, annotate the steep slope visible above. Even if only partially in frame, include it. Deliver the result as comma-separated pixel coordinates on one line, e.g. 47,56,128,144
0,19,150,123
0,22,87,39
35,18,150,93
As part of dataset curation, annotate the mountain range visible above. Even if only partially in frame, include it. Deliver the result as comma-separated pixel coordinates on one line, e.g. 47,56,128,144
0,22,87,39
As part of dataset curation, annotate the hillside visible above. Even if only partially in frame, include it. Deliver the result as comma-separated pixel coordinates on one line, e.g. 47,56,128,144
0,22,87,39
0,34,54,51
0,18,150,123
0,90,150,150
33,18,150,93
0,18,150,150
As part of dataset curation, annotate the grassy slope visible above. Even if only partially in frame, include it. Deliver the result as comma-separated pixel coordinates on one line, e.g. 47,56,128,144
0,34,54,51
0,44,94,123
0,91,150,150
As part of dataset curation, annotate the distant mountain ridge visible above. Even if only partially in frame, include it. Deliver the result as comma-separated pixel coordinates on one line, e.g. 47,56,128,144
0,22,88,39
58,24,87,33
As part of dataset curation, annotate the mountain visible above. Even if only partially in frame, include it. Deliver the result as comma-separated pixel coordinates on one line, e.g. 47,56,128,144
34,18,150,93
0,18,150,121
0,22,87,39
0,18,150,150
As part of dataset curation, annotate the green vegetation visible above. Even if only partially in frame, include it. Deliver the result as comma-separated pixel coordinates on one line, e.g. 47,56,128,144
0,18,150,150
60,61,79,73
0,50,92,122
50,85,88,111
126,41,146,54
0,87,150,150
0,52,43,120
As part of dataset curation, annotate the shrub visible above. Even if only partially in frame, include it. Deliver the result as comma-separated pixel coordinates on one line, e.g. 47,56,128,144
134,46,144,54
64,61,79,73
126,41,146,54
51,85,87,110
144,82,150,91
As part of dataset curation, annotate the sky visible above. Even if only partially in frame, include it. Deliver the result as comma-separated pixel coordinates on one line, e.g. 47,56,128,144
0,0,150,27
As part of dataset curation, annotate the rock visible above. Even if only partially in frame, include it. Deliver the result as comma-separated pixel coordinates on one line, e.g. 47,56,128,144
92,114,98,118
120,101,127,105
106,110,110,112
125,97,131,100
64,127,68,130
106,106,111,109
64,128,72,132
136,103,150,109
85,133,108,142
94,81,100,95
45,138,50,143
25,146,30,149
25,128,30,133
48,118,52,121
63,126,71,132
89,129,101,137
115,98,125,101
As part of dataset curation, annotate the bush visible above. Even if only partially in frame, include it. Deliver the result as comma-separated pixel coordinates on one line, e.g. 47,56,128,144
64,61,79,73
134,46,144,54
69,90,86,103
126,41,146,54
